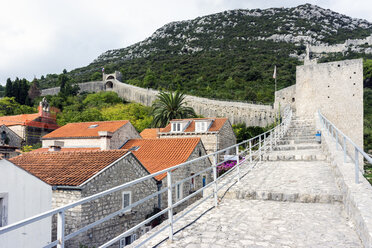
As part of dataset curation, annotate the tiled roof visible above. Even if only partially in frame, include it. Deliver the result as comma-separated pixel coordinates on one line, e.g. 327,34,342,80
43,120,129,139
140,128,160,139
121,138,200,180
161,118,228,133
31,147,100,153
9,150,129,186
0,113,40,127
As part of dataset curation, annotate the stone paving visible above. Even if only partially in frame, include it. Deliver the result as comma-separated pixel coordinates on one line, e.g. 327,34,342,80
129,118,364,247
130,198,362,248
223,161,343,203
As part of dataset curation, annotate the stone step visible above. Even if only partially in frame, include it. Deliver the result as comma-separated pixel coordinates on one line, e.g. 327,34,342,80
263,149,326,161
278,140,319,145
282,136,317,141
273,144,321,151
222,161,342,204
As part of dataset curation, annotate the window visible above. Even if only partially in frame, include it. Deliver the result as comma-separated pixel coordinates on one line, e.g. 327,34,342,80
122,192,131,212
176,183,183,201
0,194,8,227
172,123,182,132
190,173,195,191
120,234,137,247
195,122,207,132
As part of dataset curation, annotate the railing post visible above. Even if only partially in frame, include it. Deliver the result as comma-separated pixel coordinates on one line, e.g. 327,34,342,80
236,146,240,182
213,154,218,207
259,135,262,162
249,140,252,163
343,136,347,162
270,131,273,151
57,211,65,248
354,148,359,184
167,171,174,240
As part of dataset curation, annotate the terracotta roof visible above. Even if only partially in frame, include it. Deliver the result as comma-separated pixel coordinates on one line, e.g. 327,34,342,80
9,150,129,186
161,118,228,133
140,128,160,139
0,113,40,127
121,138,200,180
31,147,100,153
43,120,129,139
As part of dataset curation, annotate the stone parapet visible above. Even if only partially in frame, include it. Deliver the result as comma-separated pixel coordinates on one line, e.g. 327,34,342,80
317,114,372,248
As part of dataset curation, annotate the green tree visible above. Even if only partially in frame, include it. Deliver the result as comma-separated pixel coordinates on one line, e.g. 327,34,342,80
5,78,12,97
151,91,196,128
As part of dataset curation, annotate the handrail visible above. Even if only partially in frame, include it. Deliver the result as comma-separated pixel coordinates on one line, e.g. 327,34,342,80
0,107,292,248
318,110,372,184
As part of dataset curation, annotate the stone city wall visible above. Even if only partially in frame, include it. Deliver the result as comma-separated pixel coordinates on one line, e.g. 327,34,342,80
296,59,364,168
274,85,296,111
42,80,275,127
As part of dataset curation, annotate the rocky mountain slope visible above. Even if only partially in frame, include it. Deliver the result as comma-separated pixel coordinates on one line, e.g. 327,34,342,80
40,4,372,103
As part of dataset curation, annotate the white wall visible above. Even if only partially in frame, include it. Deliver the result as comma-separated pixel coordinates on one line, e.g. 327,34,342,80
0,160,52,248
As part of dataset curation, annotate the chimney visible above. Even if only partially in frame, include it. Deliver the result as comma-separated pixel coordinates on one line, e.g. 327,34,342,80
49,141,64,152
98,131,113,150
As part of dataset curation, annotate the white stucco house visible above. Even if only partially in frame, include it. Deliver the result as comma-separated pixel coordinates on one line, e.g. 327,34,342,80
0,159,52,248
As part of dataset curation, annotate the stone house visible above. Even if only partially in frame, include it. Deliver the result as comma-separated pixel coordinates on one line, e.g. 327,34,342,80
9,149,158,247
0,104,59,146
0,125,22,158
0,159,52,248
159,118,236,156
42,120,141,150
121,138,212,213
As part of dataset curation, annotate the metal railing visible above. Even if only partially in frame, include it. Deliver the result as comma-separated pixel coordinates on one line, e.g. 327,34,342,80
0,108,292,248
318,111,372,184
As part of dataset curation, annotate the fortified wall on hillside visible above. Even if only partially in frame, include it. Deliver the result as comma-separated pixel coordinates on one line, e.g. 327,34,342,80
41,73,275,127
275,58,364,169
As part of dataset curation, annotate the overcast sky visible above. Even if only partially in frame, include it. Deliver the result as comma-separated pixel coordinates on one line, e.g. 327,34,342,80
0,0,371,85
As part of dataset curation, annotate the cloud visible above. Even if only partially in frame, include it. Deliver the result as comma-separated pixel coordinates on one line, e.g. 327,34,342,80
0,0,371,84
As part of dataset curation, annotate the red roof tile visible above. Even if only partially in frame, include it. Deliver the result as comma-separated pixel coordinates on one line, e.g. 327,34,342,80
121,138,200,180
31,147,100,153
140,128,160,139
161,118,228,133
43,120,129,139
9,150,129,186
0,113,40,126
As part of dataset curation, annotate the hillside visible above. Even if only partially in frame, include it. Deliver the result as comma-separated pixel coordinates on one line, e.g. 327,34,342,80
38,4,372,104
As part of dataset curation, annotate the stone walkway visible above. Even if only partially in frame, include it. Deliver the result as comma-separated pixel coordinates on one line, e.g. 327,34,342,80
130,117,363,247
130,198,361,248
223,161,342,203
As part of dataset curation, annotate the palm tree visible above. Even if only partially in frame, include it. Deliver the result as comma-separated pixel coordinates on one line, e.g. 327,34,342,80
152,91,196,127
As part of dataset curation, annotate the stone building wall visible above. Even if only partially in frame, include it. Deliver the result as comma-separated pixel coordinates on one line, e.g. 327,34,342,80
42,79,275,127
0,125,22,147
51,190,82,247
110,122,141,149
296,59,364,169
218,120,237,156
42,137,101,148
51,154,157,247
274,85,296,111
160,133,218,155
159,142,212,214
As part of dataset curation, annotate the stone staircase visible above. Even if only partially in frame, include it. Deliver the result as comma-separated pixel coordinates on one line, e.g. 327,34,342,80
224,117,343,204
130,116,363,248
263,118,325,161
